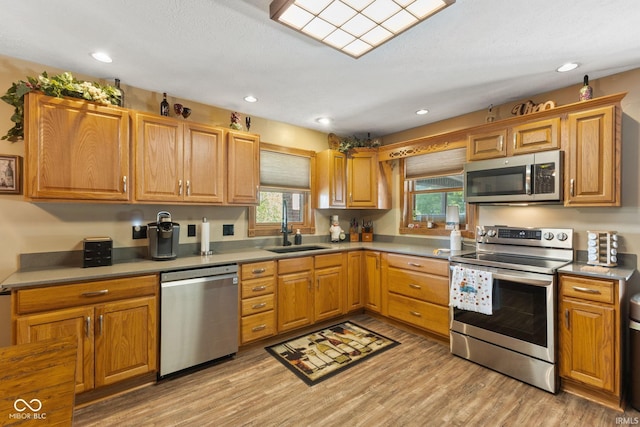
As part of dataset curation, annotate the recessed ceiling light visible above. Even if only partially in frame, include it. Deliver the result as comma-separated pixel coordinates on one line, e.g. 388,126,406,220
316,117,332,125
416,109,429,115
556,62,579,72
91,52,113,63
244,95,258,103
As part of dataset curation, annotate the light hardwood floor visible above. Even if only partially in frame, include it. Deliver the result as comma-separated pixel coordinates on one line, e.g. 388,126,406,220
74,314,640,426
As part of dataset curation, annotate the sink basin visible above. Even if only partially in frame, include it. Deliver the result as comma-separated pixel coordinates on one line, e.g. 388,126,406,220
266,245,328,254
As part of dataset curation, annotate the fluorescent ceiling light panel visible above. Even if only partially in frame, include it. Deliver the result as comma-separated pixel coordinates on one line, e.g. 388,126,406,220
270,0,455,58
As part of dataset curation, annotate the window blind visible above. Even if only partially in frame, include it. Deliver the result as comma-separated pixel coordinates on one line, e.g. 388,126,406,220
260,150,311,189
405,147,466,179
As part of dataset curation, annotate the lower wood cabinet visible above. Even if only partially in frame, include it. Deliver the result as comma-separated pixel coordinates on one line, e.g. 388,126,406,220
558,274,622,410
277,257,315,332
346,251,364,312
14,275,158,395
363,251,381,312
314,253,346,322
239,260,277,344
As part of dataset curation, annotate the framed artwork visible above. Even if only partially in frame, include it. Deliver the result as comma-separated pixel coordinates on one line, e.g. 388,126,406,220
0,155,22,194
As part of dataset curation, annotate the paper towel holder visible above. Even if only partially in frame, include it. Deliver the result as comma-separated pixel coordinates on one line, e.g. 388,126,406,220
445,205,460,230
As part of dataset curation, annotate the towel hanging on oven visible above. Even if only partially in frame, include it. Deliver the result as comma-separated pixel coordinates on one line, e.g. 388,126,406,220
450,266,493,315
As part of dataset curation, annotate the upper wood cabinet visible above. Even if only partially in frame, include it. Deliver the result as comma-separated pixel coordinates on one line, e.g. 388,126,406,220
565,105,619,206
467,117,560,160
227,130,260,205
134,113,225,203
24,92,130,201
316,148,390,209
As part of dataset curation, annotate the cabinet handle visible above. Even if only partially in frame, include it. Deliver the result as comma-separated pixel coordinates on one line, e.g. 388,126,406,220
408,262,422,268
409,311,422,317
252,302,267,309
350,193,353,203
409,284,422,290
123,175,127,193
513,133,517,150
499,135,504,152
570,179,575,197
572,286,601,294
98,314,103,336
252,268,266,274
308,279,312,291
252,285,267,292
252,324,267,332
317,278,320,290
564,309,570,329
85,316,91,338
186,180,191,196
178,179,183,196
81,289,109,297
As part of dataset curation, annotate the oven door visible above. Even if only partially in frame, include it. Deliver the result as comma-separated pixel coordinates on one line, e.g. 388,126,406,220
449,262,556,363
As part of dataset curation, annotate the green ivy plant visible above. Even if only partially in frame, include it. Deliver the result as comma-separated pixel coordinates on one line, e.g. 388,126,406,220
338,134,381,153
1,71,122,141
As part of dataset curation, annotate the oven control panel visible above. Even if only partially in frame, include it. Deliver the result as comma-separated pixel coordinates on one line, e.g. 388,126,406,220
476,225,573,249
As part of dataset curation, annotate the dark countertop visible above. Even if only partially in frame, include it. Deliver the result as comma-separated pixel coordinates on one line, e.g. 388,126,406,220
1,242,464,290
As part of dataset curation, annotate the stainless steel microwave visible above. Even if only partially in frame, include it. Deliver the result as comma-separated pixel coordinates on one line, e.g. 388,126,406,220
464,150,563,204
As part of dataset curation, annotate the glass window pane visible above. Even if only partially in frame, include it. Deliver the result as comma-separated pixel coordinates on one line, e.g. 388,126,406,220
412,191,465,221
256,191,305,224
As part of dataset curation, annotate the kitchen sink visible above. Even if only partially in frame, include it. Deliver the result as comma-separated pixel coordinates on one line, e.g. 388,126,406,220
266,245,328,254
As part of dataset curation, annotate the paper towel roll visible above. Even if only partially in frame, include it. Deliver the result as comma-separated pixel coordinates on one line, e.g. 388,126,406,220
201,218,210,254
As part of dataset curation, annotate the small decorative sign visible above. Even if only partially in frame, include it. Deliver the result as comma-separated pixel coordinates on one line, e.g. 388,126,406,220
0,154,21,194
511,100,556,116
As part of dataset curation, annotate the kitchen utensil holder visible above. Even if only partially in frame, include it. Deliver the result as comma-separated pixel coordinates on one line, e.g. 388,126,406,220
587,230,618,267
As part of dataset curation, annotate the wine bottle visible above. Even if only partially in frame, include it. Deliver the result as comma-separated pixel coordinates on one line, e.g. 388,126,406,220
160,92,170,116
114,78,124,107
321,332,360,356
579,75,593,101
312,337,351,364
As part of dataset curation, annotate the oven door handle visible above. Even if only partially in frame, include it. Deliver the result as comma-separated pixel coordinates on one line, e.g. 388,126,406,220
491,272,552,287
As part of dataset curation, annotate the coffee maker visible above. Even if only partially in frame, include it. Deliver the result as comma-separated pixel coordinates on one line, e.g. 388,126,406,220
148,211,180,260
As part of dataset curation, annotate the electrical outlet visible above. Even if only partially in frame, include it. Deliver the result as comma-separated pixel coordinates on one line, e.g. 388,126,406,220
187,224,196,237
132,225,147,239
223,224,234,236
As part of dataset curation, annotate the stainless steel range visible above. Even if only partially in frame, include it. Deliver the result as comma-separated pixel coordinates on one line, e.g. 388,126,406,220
449,225,574,393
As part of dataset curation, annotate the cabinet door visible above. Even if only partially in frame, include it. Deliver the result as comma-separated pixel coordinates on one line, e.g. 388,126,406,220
25,92,130,201
467,129,508,160
134,113,183,202
16,306,94,393
363,251,381,312
347,151,377,208
277,271,313,332
183,123,226,203
565,106,618,206
316,150,347,208
227,131,259,205
511,117,560,155
559,298,616,392
95,296,157,387
346,251,363,311
315,265,344,322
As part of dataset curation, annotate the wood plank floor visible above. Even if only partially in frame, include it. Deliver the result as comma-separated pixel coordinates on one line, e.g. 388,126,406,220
74,314,640,426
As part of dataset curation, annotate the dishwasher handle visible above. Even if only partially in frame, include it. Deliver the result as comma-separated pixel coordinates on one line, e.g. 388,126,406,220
161,273,238,288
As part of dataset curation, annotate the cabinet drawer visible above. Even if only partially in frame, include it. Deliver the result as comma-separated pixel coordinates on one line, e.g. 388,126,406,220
241,261,275,280
241,277,275,299
387,268,448,305
387,293,449,337
241,294,274,316
15,275,158,314
278,256,313,275
385,253,448,276
560,275,615,304
315,252,344,269
241,311,276,344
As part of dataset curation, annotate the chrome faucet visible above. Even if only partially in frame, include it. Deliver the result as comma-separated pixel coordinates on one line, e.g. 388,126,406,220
282,199,292,246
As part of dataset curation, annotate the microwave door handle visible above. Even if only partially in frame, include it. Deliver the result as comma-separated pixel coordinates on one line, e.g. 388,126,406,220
525,164,532,195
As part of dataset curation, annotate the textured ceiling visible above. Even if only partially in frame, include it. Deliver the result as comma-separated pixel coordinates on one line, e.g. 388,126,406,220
1,0,639,138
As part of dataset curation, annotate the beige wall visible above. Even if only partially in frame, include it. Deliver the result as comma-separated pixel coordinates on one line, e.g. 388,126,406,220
1,53,639,281
381,67,640,259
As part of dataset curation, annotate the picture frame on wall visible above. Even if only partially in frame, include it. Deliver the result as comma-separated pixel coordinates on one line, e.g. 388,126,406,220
0,155,22,194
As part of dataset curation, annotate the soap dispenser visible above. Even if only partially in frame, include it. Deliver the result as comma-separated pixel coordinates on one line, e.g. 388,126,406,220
294,229,302,245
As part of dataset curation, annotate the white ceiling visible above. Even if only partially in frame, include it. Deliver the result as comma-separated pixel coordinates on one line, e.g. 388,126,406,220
1,0,640,138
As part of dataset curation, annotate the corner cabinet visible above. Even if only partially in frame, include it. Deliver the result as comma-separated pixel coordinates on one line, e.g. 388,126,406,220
316,148,390,209
227,130,260,205
13,275,158,396
24,92,130,201
134,113,225,204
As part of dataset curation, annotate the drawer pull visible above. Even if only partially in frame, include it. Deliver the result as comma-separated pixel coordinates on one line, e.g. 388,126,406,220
572,286,601,294
409,311,422,317
252,324,267,332
98,314,103,336
409,284,422,290
252,268,266,274
252,302,267,309
408,262,422,268
81,289,109,297
252,285,267,292
85,316,91,338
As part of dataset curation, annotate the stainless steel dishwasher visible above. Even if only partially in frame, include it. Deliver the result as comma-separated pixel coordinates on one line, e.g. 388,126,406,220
160,264,238,378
